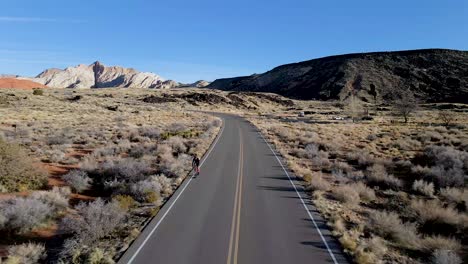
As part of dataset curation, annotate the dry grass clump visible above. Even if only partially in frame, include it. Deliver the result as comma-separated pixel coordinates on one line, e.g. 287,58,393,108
128,178,162,204
431,249,462,264
307,173,331,192
31,186,70,211
410,199,465,231
84,157,152,187
439,188,468,210
366,164,402,190
0,197,53,234
339,229,360,253
346,150,375,167
332,185,361,206
61,199,126,244
269,125,294,142
0,139,48,192
351,182,376,202
7,242,47,264
113,194,137,211
391,138,422,150
368,211,420,250
354,236,387,264
415,145,468,188
306,143,331,169
412,179,435,197
62,170,92,193
420,235,461,253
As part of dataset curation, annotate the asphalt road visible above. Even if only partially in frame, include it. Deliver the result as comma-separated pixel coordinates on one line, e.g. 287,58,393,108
118,114,349,264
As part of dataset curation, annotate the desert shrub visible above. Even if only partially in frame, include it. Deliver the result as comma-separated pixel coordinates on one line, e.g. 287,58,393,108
391,138,421,150
139,127,161,139
305,143,319,158
128,145,146,158
331,167,347,183
84,158,151,187
63,170,92,193
410,199,463,232
7,243,46,264
129,178,162,203
59,240,114,264
290,148,308,159
366,164,402,190
306,144,330,168
160,152,191,177
431,249,462,264
62,199,126,243
339,231,359,253
364,236,387,259
347,170,365,181
271,126,293,141
152,174,173,196
0,212,6,229
412,165,432,176
418,131,444,143
421,235,461,253
355,236,387,264
61,156,80,165
167,136,187,154
144,190,160,203
32,89,44,96
366,134,378,141
307,173,331,192
14,127,31,138
92,146,118,158
31,186,70,210
168,122,188,133
427,166,464,188
351,182,376,202
439,188,467,209
368,211,420,250
46,134,71,145
346,150,375,167
437,110,457,128
0,197,52,233
0,140,47,191
412,179,435,197
332,185,360,206
332,161,353,173
44,149,66,163
86,247,114,264
418,145,468,188
113,195,136,210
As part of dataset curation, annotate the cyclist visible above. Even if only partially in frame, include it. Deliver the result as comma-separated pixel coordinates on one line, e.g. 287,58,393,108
192,154,200,175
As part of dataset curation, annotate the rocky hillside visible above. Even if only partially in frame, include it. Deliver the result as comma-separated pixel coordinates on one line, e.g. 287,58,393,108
24,61,179,89
209,49,468,103
178,80,211,88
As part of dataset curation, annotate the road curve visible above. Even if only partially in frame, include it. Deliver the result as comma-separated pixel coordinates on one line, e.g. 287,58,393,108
118,114,349,264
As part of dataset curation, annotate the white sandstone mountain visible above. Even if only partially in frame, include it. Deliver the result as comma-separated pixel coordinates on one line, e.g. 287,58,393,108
25,61,179,89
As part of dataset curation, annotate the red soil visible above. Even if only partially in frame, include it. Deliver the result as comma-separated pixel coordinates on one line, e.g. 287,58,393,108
0,78,47,89
29,223,61,238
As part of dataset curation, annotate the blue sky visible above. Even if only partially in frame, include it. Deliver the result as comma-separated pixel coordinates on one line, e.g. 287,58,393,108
0,0,466,83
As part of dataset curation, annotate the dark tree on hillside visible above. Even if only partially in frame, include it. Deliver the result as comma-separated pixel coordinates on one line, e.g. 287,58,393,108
369,83,378,113
392,88,418,123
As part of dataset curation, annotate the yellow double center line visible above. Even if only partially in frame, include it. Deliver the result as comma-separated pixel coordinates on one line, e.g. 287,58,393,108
227,130,244,264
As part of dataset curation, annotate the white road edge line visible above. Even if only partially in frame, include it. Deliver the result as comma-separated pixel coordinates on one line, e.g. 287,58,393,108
258,131,339,264
125,121,225,264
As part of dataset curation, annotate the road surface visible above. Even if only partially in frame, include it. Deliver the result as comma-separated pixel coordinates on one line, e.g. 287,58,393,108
118,114,349,264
